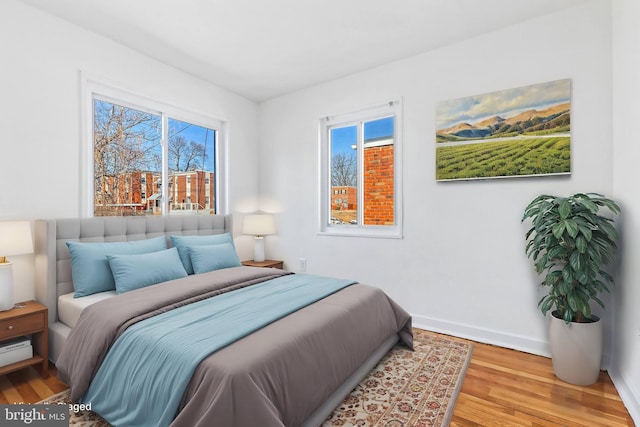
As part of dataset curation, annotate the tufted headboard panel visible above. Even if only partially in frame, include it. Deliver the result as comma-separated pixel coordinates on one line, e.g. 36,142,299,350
34,215,231,327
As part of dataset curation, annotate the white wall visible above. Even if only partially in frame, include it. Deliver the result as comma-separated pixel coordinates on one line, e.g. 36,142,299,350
611,0,640,422
0,0,260,302
259,0,613,358
2,0,635,420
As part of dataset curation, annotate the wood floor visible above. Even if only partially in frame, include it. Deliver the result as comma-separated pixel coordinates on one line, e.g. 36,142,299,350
451,340,633,426
0,334,634,426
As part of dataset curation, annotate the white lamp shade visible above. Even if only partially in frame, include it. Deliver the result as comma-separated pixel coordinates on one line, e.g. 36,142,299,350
0,221,34,257
243,214,276,236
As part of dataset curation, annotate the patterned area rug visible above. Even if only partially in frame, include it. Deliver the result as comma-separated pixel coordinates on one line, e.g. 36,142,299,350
39,329,473,427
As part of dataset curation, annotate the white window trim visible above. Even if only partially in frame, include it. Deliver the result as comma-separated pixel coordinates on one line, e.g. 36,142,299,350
318,99,403,238
80,73,228,217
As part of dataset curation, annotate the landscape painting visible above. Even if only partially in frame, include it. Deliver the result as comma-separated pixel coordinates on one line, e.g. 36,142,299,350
435,79,571,181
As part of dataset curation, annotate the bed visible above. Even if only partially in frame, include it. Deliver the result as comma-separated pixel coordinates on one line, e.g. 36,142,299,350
33,215,412,427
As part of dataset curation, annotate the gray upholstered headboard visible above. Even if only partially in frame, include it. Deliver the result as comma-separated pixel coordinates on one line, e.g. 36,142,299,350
34,215,231,362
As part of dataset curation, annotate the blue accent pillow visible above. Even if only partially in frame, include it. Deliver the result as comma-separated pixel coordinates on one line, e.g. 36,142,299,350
67,236,167,298
170,233,234,274
189,243,241,274
107,247,188,294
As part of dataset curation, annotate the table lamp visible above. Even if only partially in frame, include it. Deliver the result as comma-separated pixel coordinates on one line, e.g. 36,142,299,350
242,214,275,262
0,221,34,311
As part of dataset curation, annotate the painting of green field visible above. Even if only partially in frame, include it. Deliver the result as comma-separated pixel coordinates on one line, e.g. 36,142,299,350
436,137,570,181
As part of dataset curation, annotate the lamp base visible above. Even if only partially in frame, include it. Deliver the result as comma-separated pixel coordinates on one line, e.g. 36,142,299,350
0,262,14,311
253,236,265,262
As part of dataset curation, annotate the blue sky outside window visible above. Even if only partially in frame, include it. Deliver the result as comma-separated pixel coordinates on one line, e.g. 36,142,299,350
330,116,394,155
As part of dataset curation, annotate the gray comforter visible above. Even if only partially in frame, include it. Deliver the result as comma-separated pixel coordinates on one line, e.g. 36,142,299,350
56,267,412,427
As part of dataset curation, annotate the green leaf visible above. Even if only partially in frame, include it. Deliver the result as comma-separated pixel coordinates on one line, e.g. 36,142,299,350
594,279,612,293
539,297,554,315
525,227,535,241
592,295,606,310
567,292,580,312
565,219,579,238
576,270,589,285
562,265,573,284
578,226,592,242
558,279,572,295
546,245,567,260
593,196,621,214
600,221,619,241
552,222,566,239
576,236,587,254
575,196,599,213
558,198,571,219
599,271,615,286
569,250,582,272
544,271,562,286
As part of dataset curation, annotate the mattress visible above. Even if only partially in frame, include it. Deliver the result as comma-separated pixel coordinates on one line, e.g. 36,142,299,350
58,291,116,329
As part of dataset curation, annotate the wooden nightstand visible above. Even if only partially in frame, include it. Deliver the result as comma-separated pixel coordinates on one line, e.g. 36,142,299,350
0,301,48,378
242,260,284,269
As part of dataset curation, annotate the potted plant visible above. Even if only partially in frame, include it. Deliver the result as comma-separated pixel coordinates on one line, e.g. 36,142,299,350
522,192,620,385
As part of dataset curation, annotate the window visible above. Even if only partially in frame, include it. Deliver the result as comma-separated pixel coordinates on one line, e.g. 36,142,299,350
83,78,226,216
319,100,402,237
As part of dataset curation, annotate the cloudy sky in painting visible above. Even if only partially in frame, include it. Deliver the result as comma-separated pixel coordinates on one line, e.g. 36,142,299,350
436,79,571,130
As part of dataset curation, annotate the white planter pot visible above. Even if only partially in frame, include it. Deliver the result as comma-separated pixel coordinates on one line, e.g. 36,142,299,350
549,311,602,386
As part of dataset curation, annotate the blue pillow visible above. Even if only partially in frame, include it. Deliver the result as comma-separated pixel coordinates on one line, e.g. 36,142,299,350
189,243,241,274
107,247,188,294
67,236,167,298
170,233,234,274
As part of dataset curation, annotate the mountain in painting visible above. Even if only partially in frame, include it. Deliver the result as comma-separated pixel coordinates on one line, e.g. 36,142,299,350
436,102,570,142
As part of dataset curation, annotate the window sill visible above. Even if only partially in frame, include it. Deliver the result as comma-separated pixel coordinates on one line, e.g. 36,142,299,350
318,226,402,239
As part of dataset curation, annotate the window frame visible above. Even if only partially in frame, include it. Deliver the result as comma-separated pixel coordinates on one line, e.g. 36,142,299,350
318,100,403,238
81,74,228,217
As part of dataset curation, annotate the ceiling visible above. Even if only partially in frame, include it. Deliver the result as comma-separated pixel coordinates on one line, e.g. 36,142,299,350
20,0,587,102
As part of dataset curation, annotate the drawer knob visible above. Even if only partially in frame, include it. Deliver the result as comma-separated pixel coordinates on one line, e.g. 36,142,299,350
7,325,13,330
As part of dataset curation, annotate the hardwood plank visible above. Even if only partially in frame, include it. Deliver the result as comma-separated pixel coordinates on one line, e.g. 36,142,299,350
454,340,633,426
452,394,533,426
0,374,22,404
13,367,55,401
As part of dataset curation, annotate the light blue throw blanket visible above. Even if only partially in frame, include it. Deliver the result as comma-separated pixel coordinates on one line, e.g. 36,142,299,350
81,273,356,427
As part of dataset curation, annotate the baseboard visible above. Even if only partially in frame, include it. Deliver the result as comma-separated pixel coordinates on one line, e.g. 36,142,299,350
608,366,640,425
412,313,551,358
412,314,614,367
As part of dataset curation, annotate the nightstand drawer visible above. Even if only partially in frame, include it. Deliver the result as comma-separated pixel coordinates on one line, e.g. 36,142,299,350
0,313,44,340
0,301,48,378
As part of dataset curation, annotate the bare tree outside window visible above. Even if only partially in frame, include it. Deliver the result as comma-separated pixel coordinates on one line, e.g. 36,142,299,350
168,134,206,172
93,99,161,216
329,125,358,224
167,119,216,213
331,152,356,187
93,98,217,216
